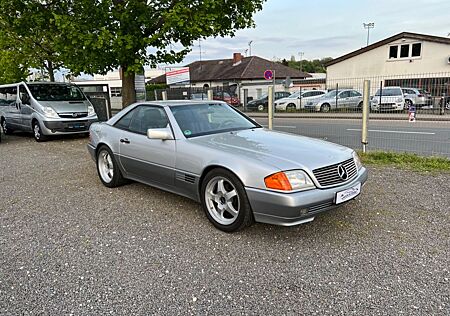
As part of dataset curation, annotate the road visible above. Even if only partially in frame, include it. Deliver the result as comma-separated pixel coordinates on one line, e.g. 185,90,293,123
251,116,450,157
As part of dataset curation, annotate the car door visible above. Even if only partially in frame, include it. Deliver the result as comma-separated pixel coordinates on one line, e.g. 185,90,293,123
118,105,176,187
18,84,33,131
337,91,351,109
348,90,362,108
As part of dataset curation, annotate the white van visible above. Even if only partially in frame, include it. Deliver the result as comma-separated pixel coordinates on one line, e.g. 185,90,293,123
0,82,98,141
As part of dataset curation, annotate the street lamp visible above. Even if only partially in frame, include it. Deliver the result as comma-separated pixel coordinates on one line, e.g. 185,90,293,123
248,41,253,56
363,22,375,46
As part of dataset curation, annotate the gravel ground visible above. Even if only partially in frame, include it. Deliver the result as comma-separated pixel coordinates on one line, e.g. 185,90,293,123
0,134,449,315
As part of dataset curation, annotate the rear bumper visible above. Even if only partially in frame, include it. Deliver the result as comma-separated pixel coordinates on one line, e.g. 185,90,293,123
246,167,368,226
42,118,98,135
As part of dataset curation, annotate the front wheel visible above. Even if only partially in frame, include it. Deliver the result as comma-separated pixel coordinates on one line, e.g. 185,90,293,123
96,146,126,188
33,120,48,142
320,103,331,113
257,104,265,112
201,169,254,232
286,103,296,112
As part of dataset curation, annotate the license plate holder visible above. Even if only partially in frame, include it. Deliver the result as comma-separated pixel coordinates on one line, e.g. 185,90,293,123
335,183,361,204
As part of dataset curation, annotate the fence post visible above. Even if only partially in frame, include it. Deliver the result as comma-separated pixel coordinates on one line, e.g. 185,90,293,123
243,89,248,111
161,90,168,101
154,90,158,101
207,89,214,101
361,80,370,153
268,85,274,130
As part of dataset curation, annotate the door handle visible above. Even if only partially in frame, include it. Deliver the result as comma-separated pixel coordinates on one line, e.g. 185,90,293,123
120,138,130,144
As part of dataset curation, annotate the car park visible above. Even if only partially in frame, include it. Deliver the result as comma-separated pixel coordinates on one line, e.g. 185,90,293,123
275,90,326,111
402,87,433,109
370,86,405,112
87,100,367,232
246,91,291,111
304,89,363,112
0,82,98,142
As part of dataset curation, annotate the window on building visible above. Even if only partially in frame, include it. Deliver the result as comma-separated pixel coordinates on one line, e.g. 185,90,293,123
400,44,410,58
389,46,398,59
111,87,122,97
411,43,422,57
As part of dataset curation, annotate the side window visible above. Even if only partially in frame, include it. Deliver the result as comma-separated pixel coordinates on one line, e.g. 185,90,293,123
302,92,312,98
339,91,350,98
129,106,169,135
389,46,398,59
114,108,137,130
0,86,18,105
350,91,361,97
400,44,410,58
19,85,30,104
0,88,7,106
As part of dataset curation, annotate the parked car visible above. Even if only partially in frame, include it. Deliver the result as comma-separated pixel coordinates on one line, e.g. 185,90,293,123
247,91,291,111
0,82,98,142
88,100,367,232
439,96,450,110
190,93,208,100
304,89,363,112
402,88,433,109
213,91,240,106
370,87,405,112
275,90,327,111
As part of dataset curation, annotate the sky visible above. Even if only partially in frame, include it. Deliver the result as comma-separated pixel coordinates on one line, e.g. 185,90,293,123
173,0,450,66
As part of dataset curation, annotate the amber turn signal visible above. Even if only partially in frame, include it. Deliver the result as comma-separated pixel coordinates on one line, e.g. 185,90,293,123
264,172,293,191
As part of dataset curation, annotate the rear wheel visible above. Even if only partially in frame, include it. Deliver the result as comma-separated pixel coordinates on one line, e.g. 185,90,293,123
32,120,48,142
320,103,331,113
201,168,254,232
357,102,363,111
96,146,126,188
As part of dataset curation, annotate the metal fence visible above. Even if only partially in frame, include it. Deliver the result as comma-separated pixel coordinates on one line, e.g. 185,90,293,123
248,73,450,158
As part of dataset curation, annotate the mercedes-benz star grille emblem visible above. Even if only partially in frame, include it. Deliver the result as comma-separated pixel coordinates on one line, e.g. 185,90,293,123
337,164,348,180
72,113,78,118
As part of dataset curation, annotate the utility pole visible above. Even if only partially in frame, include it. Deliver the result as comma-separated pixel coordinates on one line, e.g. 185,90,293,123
363,22,375,46
298,52,304,72
248,41,253,56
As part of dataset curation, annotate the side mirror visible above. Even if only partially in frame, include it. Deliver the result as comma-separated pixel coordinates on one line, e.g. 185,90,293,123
147,127,174,140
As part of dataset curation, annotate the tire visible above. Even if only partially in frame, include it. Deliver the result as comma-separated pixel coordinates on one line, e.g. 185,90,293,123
32,120,48,142
286,103,296,112
320,103,331,113
1,118,13,135
201,168,254,232
357,102,363,111
257,104,265,112
96,145,126,188
404,99,413,110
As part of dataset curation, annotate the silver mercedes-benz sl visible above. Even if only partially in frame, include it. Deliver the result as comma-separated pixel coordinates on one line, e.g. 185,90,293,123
87,101,368,232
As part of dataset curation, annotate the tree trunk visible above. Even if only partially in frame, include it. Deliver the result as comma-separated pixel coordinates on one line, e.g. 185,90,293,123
47,61,55,82
121,65,136,108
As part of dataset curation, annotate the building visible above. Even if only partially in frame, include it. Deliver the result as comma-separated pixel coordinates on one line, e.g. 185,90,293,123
150,53,310,101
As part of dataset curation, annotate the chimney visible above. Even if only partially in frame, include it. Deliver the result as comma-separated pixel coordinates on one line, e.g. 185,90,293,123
233,53,243,66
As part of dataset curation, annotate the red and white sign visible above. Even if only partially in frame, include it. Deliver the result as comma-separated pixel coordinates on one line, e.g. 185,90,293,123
166,67,190,85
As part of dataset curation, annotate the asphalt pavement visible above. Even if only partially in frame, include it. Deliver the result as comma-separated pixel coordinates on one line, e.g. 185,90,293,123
250,116,450,158
0,134,449,315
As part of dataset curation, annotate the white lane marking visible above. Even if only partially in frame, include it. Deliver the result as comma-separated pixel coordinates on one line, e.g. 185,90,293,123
261,125,297,129
347,128,436,135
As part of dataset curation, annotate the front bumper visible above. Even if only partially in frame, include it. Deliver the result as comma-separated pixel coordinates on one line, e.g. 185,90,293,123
246,167,368,226
42,117,98,135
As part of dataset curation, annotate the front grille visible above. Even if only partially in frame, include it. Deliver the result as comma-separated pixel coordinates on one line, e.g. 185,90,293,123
58,112,88,118
313,158,357,187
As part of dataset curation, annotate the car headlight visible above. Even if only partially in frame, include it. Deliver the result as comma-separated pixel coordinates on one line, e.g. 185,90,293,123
372,99,378,104
352,151,362,170
43,106,59,118
264,170,315,191
88,105,96,116
396,98,403,103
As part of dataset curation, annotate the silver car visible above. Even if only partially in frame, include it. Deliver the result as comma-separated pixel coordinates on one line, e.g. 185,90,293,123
304,89,363,112
87,101,368,232
0,82,98,142
402,87,433,109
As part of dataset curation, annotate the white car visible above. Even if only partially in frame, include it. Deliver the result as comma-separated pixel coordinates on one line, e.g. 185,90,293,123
371,87,405,112
275,90,326,111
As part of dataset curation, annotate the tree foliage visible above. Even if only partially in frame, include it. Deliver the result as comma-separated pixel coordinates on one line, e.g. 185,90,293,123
0,0,65,82
53,0,266,106
279,57,333,73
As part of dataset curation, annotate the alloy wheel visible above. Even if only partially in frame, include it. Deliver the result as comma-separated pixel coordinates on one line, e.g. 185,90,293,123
204,176,240,226
98,150,114,183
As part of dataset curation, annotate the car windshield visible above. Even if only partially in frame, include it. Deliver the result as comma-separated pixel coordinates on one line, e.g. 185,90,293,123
375,88,402,96
171,103,260,138
28,84,86,101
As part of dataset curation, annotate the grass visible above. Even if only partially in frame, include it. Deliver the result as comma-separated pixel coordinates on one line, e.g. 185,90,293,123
359,151,450,172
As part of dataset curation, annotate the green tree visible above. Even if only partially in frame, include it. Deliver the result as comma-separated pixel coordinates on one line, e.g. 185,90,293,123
0,50,29,84
53,0,266,107
278,57,333,73
0,0,65,82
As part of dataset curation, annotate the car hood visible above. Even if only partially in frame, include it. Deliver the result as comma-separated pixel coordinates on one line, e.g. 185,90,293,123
38,100,90,113
189,128,353,172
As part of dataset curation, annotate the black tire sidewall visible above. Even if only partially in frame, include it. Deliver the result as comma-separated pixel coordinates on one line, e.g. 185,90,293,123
200,169,253,232
96,145,123,188
2,119,12,135
33,121,47,142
